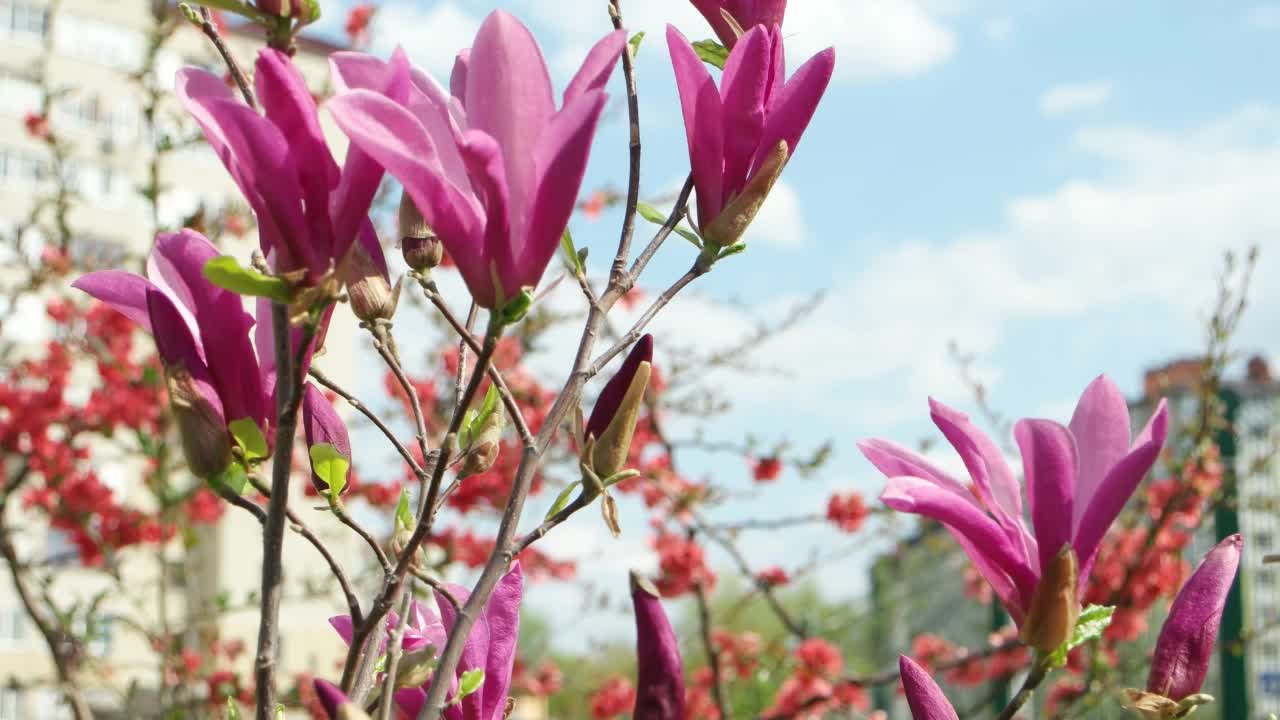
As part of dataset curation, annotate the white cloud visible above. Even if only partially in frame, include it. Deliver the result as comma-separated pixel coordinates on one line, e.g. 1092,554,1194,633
527,0,956,84
1039,80,1113,117
373,1,481,79
743,181,809,249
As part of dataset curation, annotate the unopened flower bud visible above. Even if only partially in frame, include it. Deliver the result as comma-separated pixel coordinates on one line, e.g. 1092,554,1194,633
586,335,653,479
702,140,788,249
314,678,371,720
303,383,352,496
631,570,685,719
340,241,400,323
400,193,443,272
1018,544,1079,653
459,403,504,478
392,645,439,690
167,367,232,479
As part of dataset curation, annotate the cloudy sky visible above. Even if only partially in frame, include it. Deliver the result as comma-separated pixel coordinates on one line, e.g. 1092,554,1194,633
314,0,1280,647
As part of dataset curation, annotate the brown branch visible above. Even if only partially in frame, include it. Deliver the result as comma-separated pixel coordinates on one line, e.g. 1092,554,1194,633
196,7,256,108
308,366,427,483
606,0,643,289
694,579,731,719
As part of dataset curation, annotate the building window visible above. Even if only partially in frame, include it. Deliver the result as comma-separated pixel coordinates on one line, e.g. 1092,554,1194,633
54,14,143,71
0,606,24,644
0,71,40,116
1259,532,1276,552
0,0,48,40
0,146,47,183
0,688,18,720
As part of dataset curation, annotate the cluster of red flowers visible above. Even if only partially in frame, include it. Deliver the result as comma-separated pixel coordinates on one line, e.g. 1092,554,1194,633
764,638,868,719
1,297,221,565
431,528,576,582
825,491,869,533
907,631,1028,690
651,530,716,597
589,676,637,719
513,658,564,697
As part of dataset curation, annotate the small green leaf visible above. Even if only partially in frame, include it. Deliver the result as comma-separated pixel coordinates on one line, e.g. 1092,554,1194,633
309,443,350,498
203,256,292,302
303,0,320,23
693,39,728,69
717,241,747,259
142,366,161,387
637,202,702,249
545,481,581,520
213,462,249,495
497,287,535,325
229,418,269,461
602,469,641,488
1048,604,1115,668
225,697,241,720
466,385,500,447
274,704,285,720
395,488,414,530
178,2,200,25
459,668,484,699
628,31,646,57
561,230,584,276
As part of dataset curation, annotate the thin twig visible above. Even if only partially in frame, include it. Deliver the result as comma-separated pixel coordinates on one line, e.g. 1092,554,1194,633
196,7,255,108
309,366,427,483
694,578,731,719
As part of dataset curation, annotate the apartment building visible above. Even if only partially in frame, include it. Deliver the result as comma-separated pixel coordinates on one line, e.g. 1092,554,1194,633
0,0,376,716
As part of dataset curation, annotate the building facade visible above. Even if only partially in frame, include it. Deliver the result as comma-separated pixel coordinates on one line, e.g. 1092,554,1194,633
1,1,375,716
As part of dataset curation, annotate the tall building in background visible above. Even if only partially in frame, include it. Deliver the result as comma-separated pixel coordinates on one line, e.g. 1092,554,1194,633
0,1,373,716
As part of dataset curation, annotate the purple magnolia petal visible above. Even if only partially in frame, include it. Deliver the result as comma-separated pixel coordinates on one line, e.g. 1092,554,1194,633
151,230,264,430
719,26,771,200
458,128,514,307
480,563,523,719
899,656,959,720
255,48,339,263
857,438,970,498
882,476,1038,605
328,615,355,646
450,49,470,102
313,678,350,720
749,46,834,176
330,48,412,257
1148,535,1242,701
1014,418,1078,574
587,335,654,440
146,288,225,435
177,72,314,275
1074,400,1170,583
632,572,686,720
394,688,427,719
520,88,609,293
436,581,490,720
72,270,155,333
328,90,486,292
562,29,627,106
465,10,555,236
667,25,725,231
1067,375,1132,532
405,67,473,201
946,522,1029,623
928,399,1026,539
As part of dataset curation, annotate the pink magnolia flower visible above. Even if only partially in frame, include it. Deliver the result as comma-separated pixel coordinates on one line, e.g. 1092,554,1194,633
328,11,626,309
176,47,407,283
74,230,265,477
861,376,1170,627
313,679,361,720
667,24,833,248
631,572,685,720
392,564,524,720
302,384,352,496
1147,534,1243,701
899,656,958,720
690,0,787,48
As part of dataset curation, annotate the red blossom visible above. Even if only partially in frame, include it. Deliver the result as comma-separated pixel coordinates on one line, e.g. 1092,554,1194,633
825,491,868,533
589,677,636,719
751,456,782,482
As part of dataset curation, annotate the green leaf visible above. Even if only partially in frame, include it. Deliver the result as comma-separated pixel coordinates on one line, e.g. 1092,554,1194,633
693,39,728,69
225,697,241,720
459,668,484,699
142,365,161,387
602,469,641,488
274,704,285,720
636,202,702,249
202,256,292,302
229,418,269,461
628,31,646,57
717,241,747,259
544,481,581,520
497,287,535,325
1048,604,1115,668
395,488,414,530
213,462,249,495
561,229,585,276
309,443,350,498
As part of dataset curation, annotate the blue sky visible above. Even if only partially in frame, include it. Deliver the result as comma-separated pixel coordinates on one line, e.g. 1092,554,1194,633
315,0,1280,647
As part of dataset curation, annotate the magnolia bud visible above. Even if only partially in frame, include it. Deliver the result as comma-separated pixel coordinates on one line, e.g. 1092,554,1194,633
400,193,443,271
341,241,400,323
459,403,504,478
392,646,439,690
587,336,653,479
314,678,371,720
1019,544,1079,653
167,368,232,479
703,140,789,249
